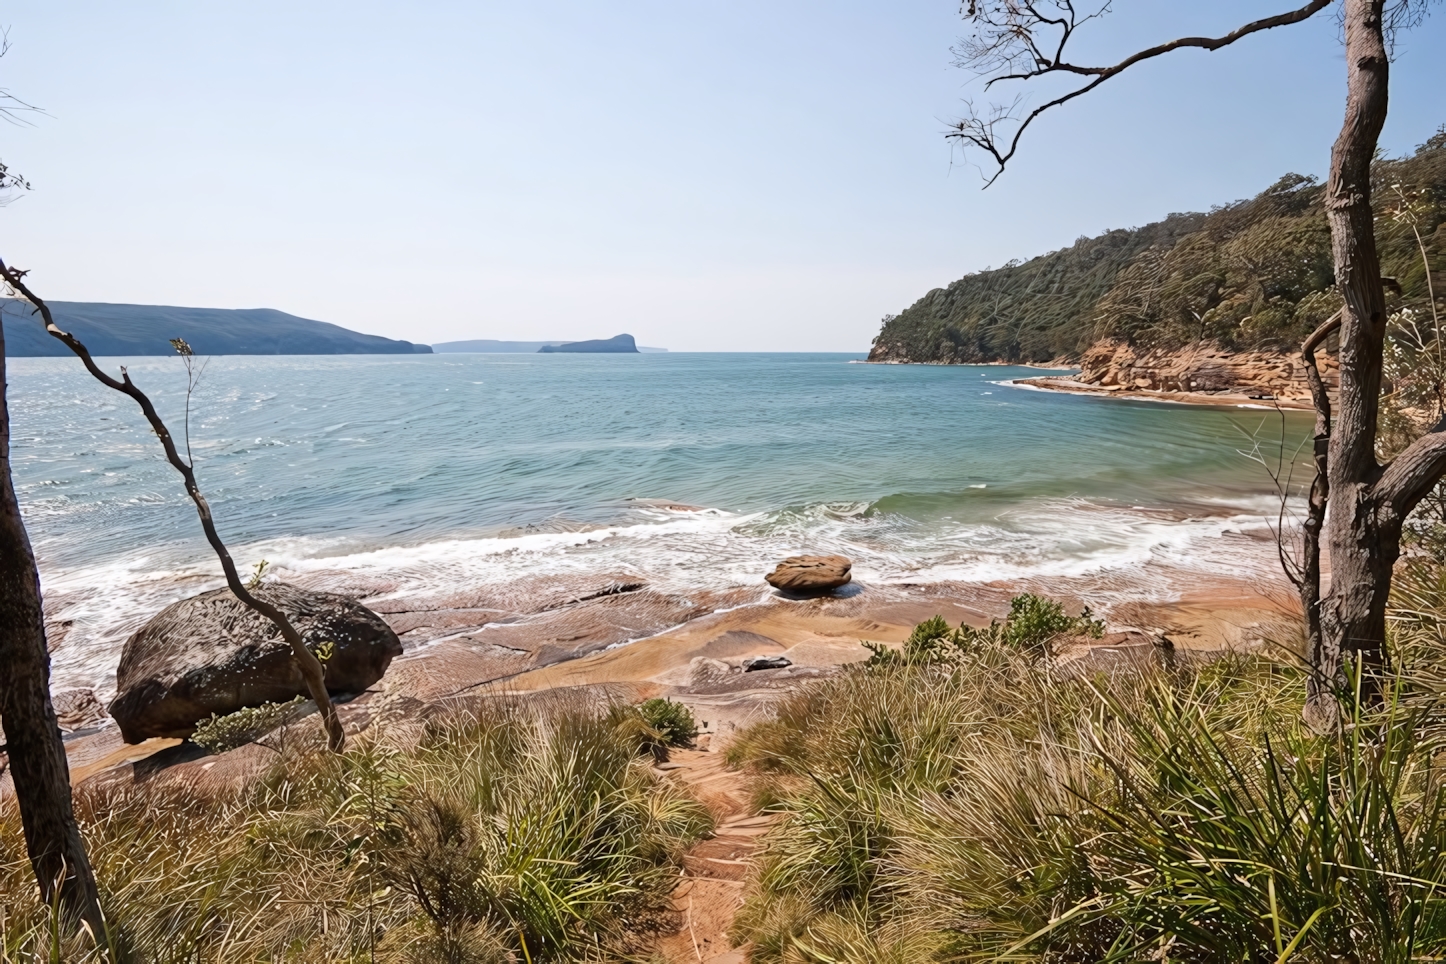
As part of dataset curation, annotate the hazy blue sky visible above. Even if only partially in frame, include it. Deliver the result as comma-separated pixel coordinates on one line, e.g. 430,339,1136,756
2,2,1443,351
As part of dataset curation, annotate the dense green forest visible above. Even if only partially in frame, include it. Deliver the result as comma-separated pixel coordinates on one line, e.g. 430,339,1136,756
870,128,1446,364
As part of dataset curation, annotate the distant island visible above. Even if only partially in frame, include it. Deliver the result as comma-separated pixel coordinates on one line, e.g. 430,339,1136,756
539,334,639,354
433,339,570,353
1,301,432,356
433,335,666,353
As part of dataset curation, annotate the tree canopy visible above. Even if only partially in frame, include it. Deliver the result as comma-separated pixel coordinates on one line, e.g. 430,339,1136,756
870,129,1446,364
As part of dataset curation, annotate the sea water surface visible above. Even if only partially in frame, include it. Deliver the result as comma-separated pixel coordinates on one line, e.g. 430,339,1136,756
7,352,1310,695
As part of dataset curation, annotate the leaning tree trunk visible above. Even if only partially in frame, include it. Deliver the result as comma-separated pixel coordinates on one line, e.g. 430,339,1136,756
1305,0,1446,722
0,316,107,939
1307,0,1393,721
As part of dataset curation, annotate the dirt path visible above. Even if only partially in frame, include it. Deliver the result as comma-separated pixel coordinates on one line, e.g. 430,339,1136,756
654,748,777,964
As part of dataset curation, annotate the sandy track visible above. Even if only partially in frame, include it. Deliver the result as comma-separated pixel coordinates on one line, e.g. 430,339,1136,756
654,748,774,964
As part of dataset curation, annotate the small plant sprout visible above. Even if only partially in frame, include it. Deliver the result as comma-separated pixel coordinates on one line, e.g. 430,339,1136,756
246,558,270,590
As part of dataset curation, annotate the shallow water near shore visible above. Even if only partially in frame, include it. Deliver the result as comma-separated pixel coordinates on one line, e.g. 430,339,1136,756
7,351,1311,697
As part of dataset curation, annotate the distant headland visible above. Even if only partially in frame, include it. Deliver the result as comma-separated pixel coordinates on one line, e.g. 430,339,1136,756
433,334,666,353
0,301,431,356
538,334,639,354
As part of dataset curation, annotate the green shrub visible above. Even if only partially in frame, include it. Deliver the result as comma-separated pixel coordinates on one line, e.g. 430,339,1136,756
388,702,712,959
637,698,697,747
189,696,306,753
1054,679,1446,960
731,622,1446,962
1000,592,1103,653
0,698,712,962
864,594,1102,666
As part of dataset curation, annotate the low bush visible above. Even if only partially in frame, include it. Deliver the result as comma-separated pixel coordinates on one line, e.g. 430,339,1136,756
637,698,697,748
731,611,1446,961
0,697,711,962
862,592,1102,666
188,695,306,753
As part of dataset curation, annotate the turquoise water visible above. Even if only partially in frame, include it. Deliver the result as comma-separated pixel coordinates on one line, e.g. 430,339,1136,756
6,352,1310,693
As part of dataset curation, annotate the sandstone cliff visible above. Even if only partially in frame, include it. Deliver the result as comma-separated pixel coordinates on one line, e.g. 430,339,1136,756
1070,339,1338,402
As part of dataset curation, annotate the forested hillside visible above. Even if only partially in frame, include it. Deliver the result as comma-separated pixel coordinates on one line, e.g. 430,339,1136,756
870,129,1446,364
1,302,432,356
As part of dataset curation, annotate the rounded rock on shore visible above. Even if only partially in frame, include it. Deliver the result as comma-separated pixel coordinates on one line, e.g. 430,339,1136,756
764,555,852,595
108,583,402,743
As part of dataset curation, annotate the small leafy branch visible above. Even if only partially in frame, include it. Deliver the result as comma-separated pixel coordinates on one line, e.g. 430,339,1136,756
169,336,210,467
190,696,306,754
246,558,270,591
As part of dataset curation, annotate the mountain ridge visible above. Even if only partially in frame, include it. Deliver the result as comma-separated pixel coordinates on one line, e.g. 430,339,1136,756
0,301,431,357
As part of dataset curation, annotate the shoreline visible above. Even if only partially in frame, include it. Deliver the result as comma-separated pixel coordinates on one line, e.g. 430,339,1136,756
864,358,1076,370
43,549,1302,791
1009,374,1315,410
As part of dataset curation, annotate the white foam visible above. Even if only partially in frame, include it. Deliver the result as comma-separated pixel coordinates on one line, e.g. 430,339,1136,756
38,493,1295,704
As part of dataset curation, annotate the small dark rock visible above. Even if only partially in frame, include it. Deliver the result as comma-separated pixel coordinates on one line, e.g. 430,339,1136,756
742,656,792,672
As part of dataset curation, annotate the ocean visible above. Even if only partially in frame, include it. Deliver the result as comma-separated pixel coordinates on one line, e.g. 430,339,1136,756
6,351,1311,698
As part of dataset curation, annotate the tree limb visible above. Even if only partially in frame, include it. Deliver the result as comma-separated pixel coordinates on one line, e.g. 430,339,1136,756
1376,415,1446,520
951,0,1332,184
0,258,345,751
1300,309,1339,729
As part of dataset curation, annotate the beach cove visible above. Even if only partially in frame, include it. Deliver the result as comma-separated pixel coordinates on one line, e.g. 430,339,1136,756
8,351,1312,712
7,348,1322,961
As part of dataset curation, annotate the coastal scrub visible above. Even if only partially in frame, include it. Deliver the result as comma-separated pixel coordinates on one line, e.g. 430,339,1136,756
0,698,711,962
730,613,1446,961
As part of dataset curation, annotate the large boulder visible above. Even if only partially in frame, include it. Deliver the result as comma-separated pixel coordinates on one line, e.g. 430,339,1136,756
109,583,402,743
764,555,852,595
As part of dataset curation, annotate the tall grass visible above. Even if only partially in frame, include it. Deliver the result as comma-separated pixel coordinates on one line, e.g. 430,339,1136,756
729,615,1446,962
0,698,710,963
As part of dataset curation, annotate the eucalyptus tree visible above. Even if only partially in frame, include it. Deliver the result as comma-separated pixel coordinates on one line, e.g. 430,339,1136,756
949,0,1439,725
0,303,108,940
0,60,108,936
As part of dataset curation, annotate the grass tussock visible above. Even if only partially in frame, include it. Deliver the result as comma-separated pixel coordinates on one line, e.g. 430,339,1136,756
0,699,711,963
729,605,1446,962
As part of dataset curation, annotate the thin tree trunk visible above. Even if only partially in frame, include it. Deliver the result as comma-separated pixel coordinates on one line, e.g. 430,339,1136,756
1310,0,1393,721
1300,312,1339,728
0,314,107,939
0,263,344,751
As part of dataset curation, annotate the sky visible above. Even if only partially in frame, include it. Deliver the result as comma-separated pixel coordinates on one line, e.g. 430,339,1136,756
1,2,1444,352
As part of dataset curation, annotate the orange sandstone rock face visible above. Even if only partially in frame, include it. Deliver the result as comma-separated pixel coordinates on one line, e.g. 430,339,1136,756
1076,339,1338,401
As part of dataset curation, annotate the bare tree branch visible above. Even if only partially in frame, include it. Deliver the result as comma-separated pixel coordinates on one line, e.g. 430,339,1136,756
1376,416,1446,520
0,259,346,751
950,0,1332,184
